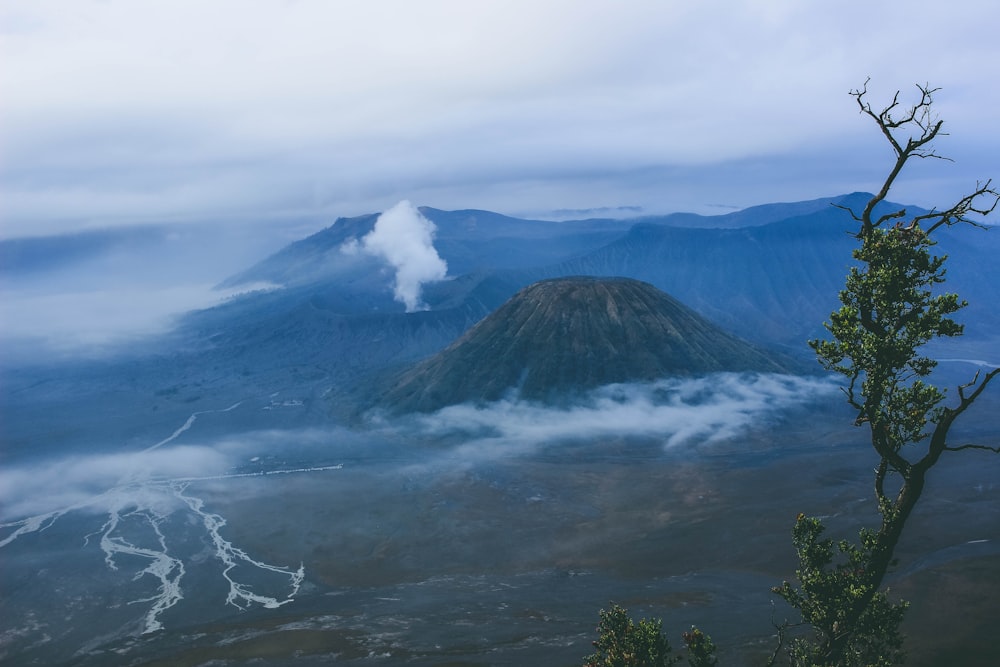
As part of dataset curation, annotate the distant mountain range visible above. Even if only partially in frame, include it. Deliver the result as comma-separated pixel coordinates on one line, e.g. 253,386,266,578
4,192,997,422
186,191,996,370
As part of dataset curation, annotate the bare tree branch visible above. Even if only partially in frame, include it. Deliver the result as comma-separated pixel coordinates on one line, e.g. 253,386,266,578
874,207,907,228
765,604,807,667
956,368,1000,408
851,81,949,236
918,179,1000,234
832,202,863,223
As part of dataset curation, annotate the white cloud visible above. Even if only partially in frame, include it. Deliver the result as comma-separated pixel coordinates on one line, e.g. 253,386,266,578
0,218,295,356
2,0,998,235
0,284,210,346
0,445,230,521
0,425,364,523
0,374,836,525
0,280,278,357
357,200,447,311
391,373,840,463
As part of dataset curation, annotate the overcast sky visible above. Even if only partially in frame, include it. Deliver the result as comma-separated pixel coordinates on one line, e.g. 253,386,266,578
2,0,998,239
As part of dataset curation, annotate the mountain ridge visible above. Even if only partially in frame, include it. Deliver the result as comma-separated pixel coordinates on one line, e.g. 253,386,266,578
378,277,793,413
170,193,998,411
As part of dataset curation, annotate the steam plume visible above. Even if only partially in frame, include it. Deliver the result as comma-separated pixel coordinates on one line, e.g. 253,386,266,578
360,200,447,311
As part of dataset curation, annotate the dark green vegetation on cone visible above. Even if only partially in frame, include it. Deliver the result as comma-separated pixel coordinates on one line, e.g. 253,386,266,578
381,276,790,413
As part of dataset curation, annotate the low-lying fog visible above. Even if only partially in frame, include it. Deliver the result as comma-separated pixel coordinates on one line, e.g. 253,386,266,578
0,220,314,359
3,373,999,666
1,374,835,519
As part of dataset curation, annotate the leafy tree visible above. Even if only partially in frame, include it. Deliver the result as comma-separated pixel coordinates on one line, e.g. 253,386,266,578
772,80,999,665
584,603,681,667
583,604,717,667
584,81,998,667
682,626,719,667
772,516,907,666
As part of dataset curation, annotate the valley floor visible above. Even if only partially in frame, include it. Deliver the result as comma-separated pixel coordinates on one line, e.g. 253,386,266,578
2,381,999,666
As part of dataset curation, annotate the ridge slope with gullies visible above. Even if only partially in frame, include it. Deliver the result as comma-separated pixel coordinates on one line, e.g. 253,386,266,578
380,277,791,413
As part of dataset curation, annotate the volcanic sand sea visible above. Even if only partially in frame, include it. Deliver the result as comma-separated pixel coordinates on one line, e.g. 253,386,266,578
2,394,998,666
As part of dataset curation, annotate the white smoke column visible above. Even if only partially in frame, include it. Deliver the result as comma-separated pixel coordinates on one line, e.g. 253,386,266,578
361,200,448,311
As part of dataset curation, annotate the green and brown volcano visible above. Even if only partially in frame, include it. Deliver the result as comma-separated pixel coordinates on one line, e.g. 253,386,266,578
379,277,790,413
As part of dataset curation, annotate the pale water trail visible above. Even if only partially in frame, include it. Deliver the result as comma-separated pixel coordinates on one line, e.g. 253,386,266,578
86,497,186,633
0,402,339,634
143,401,244,452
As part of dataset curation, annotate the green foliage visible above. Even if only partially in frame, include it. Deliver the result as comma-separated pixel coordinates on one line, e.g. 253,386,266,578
772,515,908,667
810,225,963,455
789,81,997,665
583,605,719,667
583,603,680,667
682,626,718,667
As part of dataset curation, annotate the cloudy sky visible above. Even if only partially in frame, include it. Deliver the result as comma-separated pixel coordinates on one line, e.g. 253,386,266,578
2,0,998,239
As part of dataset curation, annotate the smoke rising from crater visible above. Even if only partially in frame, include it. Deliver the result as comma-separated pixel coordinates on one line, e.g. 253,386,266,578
357,200,448,311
